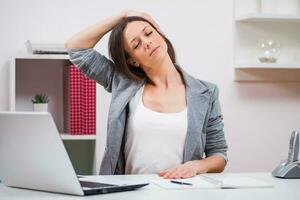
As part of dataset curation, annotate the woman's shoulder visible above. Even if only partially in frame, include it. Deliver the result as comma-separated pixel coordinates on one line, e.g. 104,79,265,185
198,79,218,92
181,70,218,94
190,77,220,101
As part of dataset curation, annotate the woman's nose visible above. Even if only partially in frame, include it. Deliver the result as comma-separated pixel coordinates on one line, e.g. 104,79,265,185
145,41,152,49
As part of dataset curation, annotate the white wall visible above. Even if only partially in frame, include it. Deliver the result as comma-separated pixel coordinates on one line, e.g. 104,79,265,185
1,0,300,173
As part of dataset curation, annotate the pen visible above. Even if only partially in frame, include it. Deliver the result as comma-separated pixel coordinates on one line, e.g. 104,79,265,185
170,180,193,186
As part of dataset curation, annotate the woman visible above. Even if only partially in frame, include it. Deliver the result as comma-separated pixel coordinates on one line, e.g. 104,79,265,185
65,10,228,179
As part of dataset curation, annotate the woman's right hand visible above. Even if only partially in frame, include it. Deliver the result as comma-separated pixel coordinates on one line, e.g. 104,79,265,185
122,10,165,36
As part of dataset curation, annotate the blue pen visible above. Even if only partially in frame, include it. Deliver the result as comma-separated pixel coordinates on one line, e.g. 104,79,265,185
170,180,193,186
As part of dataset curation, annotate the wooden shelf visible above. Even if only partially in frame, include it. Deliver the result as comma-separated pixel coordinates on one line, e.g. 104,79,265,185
235,13,300,22
234,68,300,82
60,133,96,140
235,63,300,69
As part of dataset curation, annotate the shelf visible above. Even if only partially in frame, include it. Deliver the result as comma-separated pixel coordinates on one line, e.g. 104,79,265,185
235,64,300,69
60,133,96,140
15,53,69,60
235,13,300,22
10,49,102,174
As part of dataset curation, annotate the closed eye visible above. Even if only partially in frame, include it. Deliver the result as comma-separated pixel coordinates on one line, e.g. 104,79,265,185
133,41,140,49
146,31,153,36
133,31,153,49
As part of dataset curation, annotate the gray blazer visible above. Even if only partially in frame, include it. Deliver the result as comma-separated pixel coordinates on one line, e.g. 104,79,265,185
67,48,228,175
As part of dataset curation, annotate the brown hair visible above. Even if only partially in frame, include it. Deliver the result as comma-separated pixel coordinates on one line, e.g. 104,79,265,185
108,16,179,82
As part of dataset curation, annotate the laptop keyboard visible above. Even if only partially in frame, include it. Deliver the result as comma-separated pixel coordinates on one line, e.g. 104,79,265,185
79,181,117,188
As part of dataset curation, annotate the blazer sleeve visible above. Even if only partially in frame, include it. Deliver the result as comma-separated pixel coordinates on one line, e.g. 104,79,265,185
67,48,121,93
204,85,228,163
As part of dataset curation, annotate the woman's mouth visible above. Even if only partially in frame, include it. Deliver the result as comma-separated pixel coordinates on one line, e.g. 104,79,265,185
150,46,160,56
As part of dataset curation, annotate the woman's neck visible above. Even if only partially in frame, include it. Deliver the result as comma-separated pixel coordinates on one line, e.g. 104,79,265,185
142,57,184,89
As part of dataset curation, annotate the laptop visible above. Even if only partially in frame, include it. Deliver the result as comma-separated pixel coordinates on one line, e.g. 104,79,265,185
0,111,149,196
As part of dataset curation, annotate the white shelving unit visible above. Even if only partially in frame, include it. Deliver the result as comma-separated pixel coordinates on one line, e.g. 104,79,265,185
234,0,300,81
60,134,97,140
14,53,70,60
235,13,300,22
236,63,300,69
9,51,108,174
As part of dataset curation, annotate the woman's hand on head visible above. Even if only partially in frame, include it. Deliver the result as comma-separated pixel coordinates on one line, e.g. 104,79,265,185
122,10,165,36
158,160,208,179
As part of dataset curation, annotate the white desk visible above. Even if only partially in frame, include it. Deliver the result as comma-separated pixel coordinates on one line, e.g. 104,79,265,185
0,173,299,200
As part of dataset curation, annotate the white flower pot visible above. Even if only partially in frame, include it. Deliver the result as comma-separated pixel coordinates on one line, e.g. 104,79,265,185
33,103,48,112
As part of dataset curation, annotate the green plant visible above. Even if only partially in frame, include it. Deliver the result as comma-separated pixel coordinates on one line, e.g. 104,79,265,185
31,93,49,104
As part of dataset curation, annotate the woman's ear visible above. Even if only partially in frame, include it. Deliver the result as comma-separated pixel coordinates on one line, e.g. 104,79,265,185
127,58,140,67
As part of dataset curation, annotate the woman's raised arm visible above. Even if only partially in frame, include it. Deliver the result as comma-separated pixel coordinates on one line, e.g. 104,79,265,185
64,11,162,92
65,11,127,49
65,10,163,49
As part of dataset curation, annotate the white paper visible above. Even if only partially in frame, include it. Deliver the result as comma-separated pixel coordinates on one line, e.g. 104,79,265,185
151,177,217,189
152,176,273,190
210,177,274,189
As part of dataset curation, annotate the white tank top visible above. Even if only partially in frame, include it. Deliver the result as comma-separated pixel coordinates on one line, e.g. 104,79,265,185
124,85,188,174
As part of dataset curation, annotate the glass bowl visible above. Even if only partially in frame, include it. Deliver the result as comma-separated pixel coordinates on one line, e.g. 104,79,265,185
257,39,281,63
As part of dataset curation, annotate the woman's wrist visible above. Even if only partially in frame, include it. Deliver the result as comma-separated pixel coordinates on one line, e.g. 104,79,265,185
189,160,209,174
194,156,226,174
187,160,209,174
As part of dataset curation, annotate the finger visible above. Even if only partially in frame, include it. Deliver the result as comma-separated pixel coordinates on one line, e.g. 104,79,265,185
158,171,167,176
181,172,193,179
173,169,187,179
173,172,182,179
165,168,181,179
163,168,177,179
163,171,174,179
178,170,189,179
181,174,189,179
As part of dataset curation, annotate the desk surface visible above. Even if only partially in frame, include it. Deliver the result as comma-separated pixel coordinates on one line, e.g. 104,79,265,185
0,173,300,200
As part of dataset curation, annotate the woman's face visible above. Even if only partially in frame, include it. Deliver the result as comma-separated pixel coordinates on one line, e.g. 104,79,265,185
123,21,168,69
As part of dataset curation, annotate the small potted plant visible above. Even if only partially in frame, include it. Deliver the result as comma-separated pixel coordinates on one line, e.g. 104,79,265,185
31,93,49,112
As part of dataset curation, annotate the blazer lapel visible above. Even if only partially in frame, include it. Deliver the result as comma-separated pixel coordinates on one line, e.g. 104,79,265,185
181,71,210,162
107,79,145,172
